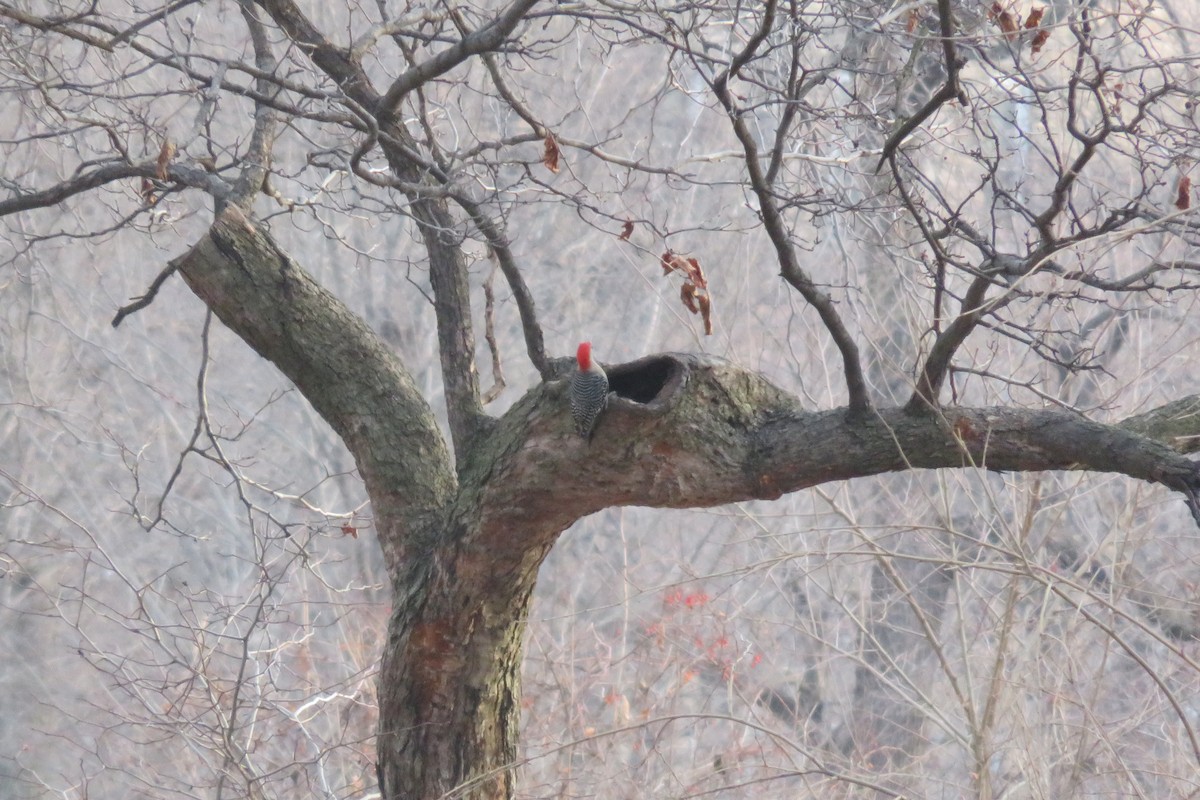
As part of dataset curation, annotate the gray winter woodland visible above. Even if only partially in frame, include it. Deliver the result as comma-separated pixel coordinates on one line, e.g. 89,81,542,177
3,1,1200,798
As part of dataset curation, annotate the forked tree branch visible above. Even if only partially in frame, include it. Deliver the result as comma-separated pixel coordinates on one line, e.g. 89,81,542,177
710,1,871,418
375,0,541,120
876,0,967,171
255,0,379,107
173,206,455,570
906,274,994,412
255,0,494,454
452,191,551,381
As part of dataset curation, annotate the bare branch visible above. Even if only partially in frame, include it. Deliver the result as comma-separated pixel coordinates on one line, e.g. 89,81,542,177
876,0,967,171
228,0,281,207
452,191,550,381
108,0,200,46
0,162,230,218
710,1,871,417
375,0,541,121
111,261,180,328
481,267,506,405
0,4,114,51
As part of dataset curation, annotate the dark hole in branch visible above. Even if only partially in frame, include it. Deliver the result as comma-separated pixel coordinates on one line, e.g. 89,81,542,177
607,355,681,405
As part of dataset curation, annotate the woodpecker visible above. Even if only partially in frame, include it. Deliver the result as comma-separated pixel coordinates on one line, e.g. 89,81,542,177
570,341,609,440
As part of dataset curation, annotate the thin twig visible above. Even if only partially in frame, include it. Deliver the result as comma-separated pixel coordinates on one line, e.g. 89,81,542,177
111,262,180,328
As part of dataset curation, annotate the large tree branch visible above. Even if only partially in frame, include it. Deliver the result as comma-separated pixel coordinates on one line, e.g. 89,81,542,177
1120,396,1200,455
254,0,380,107
0,162,230,218
467,355,1200,568
173,206,455,570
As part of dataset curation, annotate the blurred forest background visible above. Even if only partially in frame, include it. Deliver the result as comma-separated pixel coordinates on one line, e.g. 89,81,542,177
3,0,1200,797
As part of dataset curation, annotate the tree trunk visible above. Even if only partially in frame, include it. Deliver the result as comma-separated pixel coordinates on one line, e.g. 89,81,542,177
375,523,535,799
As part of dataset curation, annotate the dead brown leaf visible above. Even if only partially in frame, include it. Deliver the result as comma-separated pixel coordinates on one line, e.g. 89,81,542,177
155,139,176,181
697,293,713,335
989,2,1019,40
1031,28,1049,55
661,250,714,335
542,134,560,174
680,283,698,313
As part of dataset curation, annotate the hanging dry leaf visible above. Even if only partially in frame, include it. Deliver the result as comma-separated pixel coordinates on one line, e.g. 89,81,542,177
1176,176,1191,210
619,220,634,241
1110,81,1125,114
660,251,707,285
905,9,920,34
661,250,680,275
139,177,156,203
660,250,715,335
680,283,698,313
697,294,713,336
1023,7,1049,54
989,2,1019,41
155,139,176,180
542,134,560,174
1031,28,1050,55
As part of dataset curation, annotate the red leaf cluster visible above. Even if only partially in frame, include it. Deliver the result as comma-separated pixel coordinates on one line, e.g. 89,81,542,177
989,3,1049,55
1025,7,1049,54
661,250,714,335
663,588,710,608
989,2,1020,40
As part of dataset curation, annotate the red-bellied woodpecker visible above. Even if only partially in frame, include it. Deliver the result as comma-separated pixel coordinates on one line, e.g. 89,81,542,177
570,341,609,440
